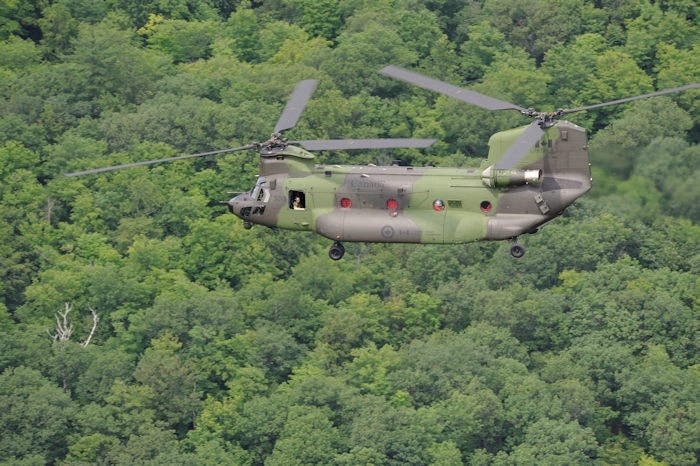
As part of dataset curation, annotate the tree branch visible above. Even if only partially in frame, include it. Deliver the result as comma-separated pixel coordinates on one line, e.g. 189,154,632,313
81,307,100,347
46,302,99,346
47,302,74,343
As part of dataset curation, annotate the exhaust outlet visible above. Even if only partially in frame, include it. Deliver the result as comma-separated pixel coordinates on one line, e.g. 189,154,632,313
482,167,543,188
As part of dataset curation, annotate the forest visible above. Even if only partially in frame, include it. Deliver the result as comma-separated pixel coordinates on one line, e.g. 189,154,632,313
1,0,700,464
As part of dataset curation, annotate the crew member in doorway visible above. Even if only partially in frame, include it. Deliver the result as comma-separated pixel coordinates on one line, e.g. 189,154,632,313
293,196,304,210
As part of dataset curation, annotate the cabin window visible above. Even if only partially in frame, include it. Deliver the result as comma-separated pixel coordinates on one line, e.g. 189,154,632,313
289,190,306,210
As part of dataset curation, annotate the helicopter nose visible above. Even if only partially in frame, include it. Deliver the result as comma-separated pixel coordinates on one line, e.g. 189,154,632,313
228,193,250,217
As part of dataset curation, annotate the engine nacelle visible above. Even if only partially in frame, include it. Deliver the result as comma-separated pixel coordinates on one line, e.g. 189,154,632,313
481,166,543,188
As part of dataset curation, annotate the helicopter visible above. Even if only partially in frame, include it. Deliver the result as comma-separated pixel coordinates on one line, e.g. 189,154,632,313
66,70,700,260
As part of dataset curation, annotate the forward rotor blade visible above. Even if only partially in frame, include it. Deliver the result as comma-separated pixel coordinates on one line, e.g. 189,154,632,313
494,121,545,170
273,80,319,134
379,66,524,112
64,144,257,177
293,138,438,151
561,82,700,115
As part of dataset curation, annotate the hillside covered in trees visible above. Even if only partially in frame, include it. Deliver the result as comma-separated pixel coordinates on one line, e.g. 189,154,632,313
2,0,700,464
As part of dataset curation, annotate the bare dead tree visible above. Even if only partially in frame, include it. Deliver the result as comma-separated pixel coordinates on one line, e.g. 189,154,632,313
46,302,100,347
81,306,100,347
47,302,74,343
44,195,60,224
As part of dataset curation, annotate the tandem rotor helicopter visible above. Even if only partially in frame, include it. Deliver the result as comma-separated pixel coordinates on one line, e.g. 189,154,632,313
66,67,700,260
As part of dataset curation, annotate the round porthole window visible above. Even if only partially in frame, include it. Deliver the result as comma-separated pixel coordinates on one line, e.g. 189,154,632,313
340,198,352,208
433,199,445,211
480,201,492,212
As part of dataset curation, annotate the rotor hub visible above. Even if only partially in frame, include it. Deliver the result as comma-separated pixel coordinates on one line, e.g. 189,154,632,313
522,109,565,128
255,133,289,151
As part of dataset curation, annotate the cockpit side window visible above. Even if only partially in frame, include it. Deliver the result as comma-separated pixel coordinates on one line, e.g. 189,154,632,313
252,177,271,203
252,187,270,202
289,190,306,210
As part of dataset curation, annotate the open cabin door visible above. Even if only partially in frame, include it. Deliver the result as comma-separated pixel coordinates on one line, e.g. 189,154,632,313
287,185,312,230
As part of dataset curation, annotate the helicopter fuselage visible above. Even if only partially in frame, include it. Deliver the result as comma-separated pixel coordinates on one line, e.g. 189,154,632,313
229,121,592,245
64,69,697,259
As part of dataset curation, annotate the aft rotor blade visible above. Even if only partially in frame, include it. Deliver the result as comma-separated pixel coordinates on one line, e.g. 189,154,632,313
561,82,700,115
494,121,545,170
379,66,524,112
64,144,257,177
293,138,438,151
273,80,319,134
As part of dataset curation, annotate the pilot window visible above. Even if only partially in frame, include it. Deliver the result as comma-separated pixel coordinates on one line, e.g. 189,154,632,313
252,186,270,202
289,190,306,210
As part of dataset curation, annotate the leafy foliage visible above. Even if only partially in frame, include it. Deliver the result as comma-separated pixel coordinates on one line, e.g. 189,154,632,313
1,1,700,464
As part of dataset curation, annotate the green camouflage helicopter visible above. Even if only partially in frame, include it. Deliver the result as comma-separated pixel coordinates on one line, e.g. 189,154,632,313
67,70,700,260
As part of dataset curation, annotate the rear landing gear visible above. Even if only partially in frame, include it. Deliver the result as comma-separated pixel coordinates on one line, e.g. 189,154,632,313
329,242,345,260
510,242,525,258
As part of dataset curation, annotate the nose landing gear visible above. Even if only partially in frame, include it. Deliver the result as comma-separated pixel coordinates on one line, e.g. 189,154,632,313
508,238,525,258
329,242,345,260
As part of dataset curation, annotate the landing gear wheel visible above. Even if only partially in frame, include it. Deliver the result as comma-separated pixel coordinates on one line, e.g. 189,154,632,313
329,242,345,261
510,243,525,258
